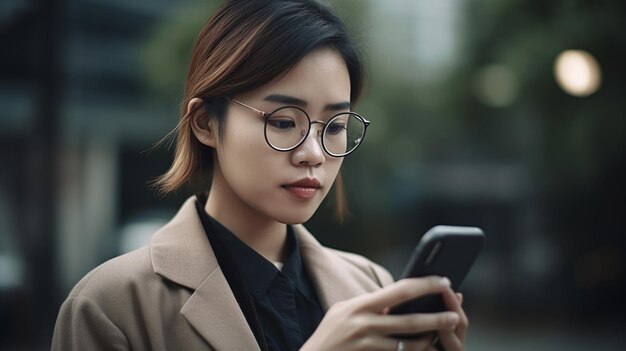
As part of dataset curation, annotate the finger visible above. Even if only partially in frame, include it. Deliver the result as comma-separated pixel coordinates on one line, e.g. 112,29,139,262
367,311,460,335
395,336,433,351
442,288,467,328
441,288,468,342
456,292,463,305
355,276,452,312
441,287,460,311
355,335,401,350
436,328,462,351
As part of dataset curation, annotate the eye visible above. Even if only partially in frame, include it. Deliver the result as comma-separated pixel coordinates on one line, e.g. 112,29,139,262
267,117,297,130
326,121,347,135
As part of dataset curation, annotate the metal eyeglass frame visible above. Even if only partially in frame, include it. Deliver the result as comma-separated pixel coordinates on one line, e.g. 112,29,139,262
226,97,370,157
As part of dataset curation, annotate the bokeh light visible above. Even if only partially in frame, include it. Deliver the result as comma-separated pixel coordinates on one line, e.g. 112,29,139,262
554,50,602,97
473,64,520,107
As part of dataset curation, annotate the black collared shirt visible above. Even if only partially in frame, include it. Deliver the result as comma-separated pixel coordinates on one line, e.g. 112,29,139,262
195,198,324,351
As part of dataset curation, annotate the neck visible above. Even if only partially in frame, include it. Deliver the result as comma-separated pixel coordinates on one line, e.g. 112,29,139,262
204,168,288,262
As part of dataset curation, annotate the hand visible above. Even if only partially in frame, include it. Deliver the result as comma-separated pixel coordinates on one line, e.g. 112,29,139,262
300,276,467,351
434,290,468,351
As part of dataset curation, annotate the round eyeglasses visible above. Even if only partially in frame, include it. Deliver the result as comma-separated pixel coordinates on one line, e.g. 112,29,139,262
227,97,370,157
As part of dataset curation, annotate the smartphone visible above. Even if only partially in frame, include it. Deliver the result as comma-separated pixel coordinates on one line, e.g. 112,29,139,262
390,225,484,316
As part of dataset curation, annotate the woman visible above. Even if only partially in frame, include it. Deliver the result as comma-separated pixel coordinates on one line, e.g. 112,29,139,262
52,1,468,350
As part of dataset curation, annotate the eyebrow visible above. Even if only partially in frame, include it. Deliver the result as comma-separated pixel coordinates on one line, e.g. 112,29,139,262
264,94,352,111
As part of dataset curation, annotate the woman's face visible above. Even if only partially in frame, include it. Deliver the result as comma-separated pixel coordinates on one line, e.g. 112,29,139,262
212,48,351,224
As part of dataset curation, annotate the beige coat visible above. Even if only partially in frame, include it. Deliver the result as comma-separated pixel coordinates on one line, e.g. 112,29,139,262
52,198,394,350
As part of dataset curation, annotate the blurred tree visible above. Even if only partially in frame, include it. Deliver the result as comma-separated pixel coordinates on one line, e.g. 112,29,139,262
141,0,222,101
457,0,626,319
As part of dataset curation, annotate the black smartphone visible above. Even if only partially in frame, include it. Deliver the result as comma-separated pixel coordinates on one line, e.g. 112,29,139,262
390,225,484,316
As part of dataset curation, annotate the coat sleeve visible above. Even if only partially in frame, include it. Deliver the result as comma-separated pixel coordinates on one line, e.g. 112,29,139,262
369,261,395,287
52,295,129,351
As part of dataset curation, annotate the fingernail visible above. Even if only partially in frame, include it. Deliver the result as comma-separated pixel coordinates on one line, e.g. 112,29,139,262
440,277,451,287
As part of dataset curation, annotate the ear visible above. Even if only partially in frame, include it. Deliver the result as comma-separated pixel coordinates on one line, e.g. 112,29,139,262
188,97,218,148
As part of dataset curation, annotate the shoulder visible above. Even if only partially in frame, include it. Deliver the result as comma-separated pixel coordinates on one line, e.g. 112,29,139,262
67,246,156,302
58,245,178,330
53,247,159,350
323,247,395,287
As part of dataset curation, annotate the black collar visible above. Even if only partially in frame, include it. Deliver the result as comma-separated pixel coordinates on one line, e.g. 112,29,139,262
195,194,315,302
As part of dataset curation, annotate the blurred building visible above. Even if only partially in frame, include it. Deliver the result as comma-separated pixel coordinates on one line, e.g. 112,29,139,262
1,0,189,347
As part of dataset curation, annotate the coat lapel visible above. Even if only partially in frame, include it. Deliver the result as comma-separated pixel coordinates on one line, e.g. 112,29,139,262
180,267,260,350
294,225,383,310
150,197,260,351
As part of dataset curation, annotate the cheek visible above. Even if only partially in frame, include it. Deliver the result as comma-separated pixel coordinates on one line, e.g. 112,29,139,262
218,119,268,165
326,158,344,180
220,151,263,176
314,158,343,201
217,126,283,190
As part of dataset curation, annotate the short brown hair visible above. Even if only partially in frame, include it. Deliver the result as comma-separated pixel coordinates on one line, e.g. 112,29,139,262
155,0,365,221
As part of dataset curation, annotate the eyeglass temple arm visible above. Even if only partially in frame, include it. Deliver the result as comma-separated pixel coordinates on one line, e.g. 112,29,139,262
226,97,266,119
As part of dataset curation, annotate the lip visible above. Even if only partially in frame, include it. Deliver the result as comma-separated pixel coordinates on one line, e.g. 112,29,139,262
282,178,322,199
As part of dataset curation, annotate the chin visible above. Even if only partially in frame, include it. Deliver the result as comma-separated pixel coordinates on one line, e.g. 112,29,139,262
270,207,317,225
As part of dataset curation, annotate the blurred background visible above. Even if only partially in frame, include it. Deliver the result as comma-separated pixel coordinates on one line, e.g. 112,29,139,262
0,0,624,349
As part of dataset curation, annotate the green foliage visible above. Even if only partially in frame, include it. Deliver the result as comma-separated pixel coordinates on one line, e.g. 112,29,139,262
141,0,222,101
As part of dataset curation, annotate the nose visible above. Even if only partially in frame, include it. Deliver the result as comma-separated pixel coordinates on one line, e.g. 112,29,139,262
291,125,325,167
